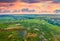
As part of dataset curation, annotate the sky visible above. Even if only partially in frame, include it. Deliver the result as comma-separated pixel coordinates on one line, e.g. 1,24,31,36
0,0,60,14
0,0,60,3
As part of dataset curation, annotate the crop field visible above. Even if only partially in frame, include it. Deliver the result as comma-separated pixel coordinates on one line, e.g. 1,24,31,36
0,14,60,41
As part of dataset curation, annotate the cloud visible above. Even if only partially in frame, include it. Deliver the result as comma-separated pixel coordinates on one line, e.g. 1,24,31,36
0,0,16,2
0,0,60,3
53,0,60,3
20,0,52,3
53,0,60,2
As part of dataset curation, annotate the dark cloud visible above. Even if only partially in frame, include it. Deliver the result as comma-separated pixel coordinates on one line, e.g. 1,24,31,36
0,0,52,3
53,0,60,2
0,0,16,2
0,0,60,3
20,0,39,3
20,0,60,3
20,0,52,3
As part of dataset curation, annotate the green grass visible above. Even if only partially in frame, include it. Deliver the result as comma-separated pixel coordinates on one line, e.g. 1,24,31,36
0,19,60,41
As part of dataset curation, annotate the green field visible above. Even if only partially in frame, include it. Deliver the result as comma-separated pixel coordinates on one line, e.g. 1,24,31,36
0,19,60,41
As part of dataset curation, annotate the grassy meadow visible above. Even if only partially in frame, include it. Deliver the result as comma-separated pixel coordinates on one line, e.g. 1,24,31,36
0,14,60,41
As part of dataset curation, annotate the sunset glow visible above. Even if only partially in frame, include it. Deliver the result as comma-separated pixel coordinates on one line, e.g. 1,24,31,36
0,0,60,14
